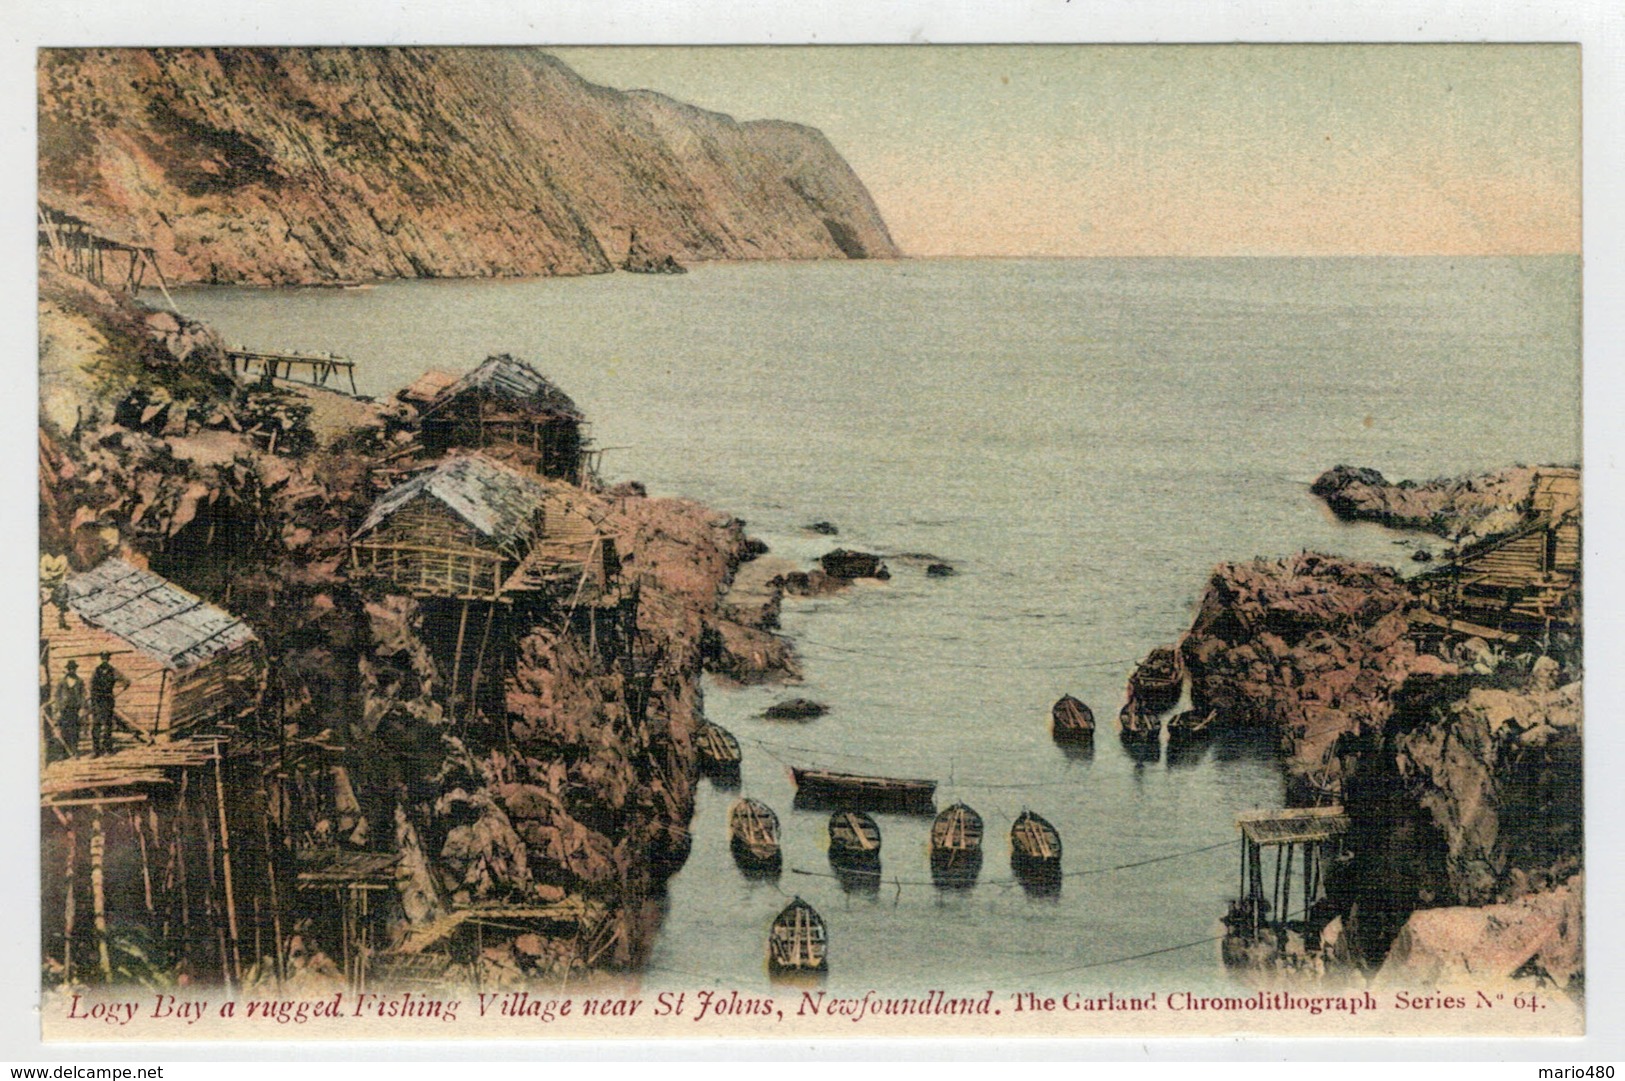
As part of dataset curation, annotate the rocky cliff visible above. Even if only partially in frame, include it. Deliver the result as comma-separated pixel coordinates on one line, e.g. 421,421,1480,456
1182,468,1583,988
38,47,899,285
38,265,794,984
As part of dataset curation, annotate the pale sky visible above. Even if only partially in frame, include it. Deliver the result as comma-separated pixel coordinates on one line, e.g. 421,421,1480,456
551,45,1580,258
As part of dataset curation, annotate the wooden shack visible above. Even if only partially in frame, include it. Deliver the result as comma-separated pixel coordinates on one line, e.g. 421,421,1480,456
504,478,622,597
418,355,588,481
350,453,551,600
1418,467,1581,632
41,558,262,744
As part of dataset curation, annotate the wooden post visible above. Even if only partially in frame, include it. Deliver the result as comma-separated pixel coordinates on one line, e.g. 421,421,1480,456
213,745,242,986
62,812,76,981
1279,843,1294,938
130,807,154,914
450,599,471,720
1271,843,1283,930
152,669,168,740
91,809,112,982
468,602,495,725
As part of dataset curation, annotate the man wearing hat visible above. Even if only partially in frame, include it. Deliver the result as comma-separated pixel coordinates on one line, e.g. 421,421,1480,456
89,652,128,757
51,659,86,759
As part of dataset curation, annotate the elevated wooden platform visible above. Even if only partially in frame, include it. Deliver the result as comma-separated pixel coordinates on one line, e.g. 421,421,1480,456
228,348,358,395
41,737,223,806
1236,805,1348,847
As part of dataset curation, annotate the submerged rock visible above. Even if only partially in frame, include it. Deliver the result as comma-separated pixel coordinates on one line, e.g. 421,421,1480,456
804,521,839,535
819,548,890,580
763,697,828,721
925,562,956,577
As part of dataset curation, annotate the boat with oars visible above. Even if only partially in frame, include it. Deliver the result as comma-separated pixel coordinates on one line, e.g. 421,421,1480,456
729,797,782,874
1127,645,1184,715
696,721,742,785
929,801,984,887
827,809,883,866
767,896,828,978
696,721,742,767
1050,694,1095,745
1117,704,1162,762
1010,809,1064,895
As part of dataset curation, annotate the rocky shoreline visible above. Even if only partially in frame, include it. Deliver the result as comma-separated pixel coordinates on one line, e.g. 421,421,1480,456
39,261,799,986
1174,467,1582,997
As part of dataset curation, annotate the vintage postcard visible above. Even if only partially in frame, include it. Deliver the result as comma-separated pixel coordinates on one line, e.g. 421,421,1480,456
32,43,1583,1042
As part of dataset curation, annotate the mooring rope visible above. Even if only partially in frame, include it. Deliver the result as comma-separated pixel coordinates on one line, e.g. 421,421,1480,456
746,735,1107,792
785,837,1236,888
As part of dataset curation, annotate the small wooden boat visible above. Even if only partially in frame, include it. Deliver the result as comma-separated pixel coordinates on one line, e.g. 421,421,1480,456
1051,694,1095,742
1118,704,1162,762
695,722,742,767
1166,708,1217,745
790,767,936,814
1127,645,1184,715
767,896,828,975
729,798,782,870
1010,810,1062,868
929,801,984,885
827,809,882,864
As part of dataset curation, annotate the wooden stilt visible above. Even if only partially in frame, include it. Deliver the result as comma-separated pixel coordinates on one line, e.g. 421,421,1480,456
467,602,495,725
213,744,242,985
449,599,471,719
62,812,77,982
130,807,154,914
1280,843,1294,937
90,809,112,982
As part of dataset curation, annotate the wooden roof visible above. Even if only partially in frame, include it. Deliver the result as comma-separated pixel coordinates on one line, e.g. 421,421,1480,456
421,355,582,420
1236,805,1349,846
64,559,257,671
354,453,549,547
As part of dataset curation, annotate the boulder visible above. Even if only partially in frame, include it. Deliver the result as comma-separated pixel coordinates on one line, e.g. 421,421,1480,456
763,697,828,721
820,548,890,580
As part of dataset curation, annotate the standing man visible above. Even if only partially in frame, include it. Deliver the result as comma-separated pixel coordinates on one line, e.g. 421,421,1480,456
89,652,128,757
52,659,86,760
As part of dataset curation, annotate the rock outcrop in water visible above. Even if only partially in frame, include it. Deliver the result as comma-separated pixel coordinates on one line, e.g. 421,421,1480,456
1180,468,1583,987
38,47,899,285
1310,464,1554,544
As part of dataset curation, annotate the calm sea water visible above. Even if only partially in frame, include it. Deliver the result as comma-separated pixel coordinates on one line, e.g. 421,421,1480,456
169,256,1580,994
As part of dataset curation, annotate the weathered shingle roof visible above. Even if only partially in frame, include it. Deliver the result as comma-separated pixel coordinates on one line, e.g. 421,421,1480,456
423,355,582,419
355,453,549,547
65,559,257,670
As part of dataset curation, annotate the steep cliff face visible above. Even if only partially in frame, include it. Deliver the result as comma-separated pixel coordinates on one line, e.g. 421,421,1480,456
38,47,899,285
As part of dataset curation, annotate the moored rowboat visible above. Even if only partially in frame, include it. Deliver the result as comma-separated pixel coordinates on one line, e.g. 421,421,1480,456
827,809,882,862
729,797,782,868
695,722,742,766
1010,809,1063,868
1051,694,1095,742
767,896,828,975
790,767,936,814
1127,645,1183,715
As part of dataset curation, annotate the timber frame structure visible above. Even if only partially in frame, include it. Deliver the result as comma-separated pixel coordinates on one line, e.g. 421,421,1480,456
1229,805,1349,949
1415,467,1581,635
418,355,593,483
38,203,177,310
350,453,552,601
